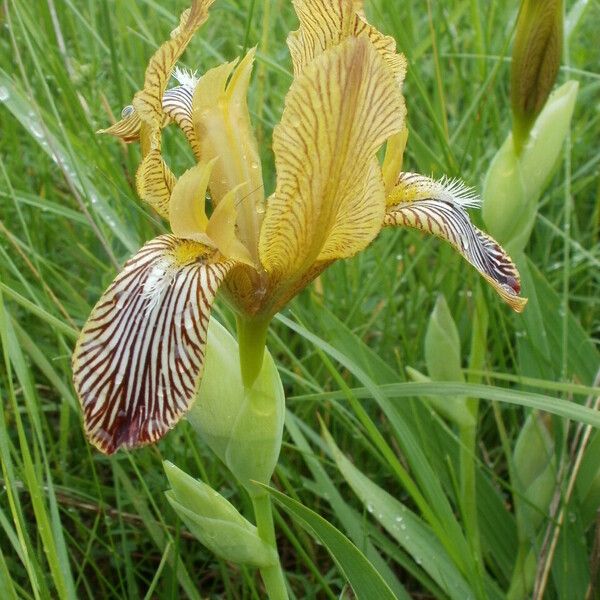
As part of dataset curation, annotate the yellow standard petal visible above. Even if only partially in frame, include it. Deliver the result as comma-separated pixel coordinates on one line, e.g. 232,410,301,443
136,129,177,219
259,36,404,279
133,0,214,128
288,0,407,86
385,173,527,312
72,235,234,454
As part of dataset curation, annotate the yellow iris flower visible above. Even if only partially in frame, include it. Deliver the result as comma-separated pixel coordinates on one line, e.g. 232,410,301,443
73,0,526,454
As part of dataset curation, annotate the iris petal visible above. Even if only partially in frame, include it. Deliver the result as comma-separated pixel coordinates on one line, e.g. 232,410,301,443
259,37,403,279
385,173,527,312
72,235,233,453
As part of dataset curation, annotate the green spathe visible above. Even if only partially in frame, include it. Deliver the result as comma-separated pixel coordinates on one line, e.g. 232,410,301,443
164,461,277,567
511,0,563,152
186,318,285,497
483,80,578,254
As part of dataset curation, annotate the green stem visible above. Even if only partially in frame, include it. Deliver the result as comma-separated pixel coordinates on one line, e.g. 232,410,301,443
252,494,288,600
236,315,271,388
236,315,286,599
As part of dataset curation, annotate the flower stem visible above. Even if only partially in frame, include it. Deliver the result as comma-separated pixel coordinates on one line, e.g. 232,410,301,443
252,494,288,600
236,315,270,388
236,315,287,599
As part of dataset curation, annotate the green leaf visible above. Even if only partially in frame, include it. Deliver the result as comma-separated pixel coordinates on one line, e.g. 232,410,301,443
321,424,473,600
262,486,397,600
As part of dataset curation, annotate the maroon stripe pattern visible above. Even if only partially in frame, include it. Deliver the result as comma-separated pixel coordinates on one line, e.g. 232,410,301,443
72,235,232,454
384,199,527,312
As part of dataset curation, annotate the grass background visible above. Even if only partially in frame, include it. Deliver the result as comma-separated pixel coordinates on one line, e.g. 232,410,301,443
0,0,599,598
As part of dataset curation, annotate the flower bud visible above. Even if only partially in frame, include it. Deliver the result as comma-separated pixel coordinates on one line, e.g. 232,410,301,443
483,80,578,253
513,413,556,535
413,295,475,428
164,462,277,566
511,0,563,152
425,295,462,383
186,319,285,497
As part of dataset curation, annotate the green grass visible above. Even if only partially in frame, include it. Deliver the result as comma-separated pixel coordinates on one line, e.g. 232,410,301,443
1,0,599,598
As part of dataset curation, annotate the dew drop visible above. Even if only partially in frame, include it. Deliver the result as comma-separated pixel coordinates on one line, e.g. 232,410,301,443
256,204,265,215
366,502,374,514
29,120,44,139
121,104,134,118
0,86,9,102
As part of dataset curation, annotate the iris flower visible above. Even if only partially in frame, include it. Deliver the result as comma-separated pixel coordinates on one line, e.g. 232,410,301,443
73,0,526,455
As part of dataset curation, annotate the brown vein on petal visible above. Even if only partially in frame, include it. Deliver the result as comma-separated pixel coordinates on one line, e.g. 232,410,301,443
72,235,234,454
385,200,527,312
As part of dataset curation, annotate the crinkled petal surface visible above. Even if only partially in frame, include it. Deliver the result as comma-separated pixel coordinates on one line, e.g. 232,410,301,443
136,140,177,218
259,36,404,279
72,235,234,454
133,0,214,127
385,174,527,312
288,0,407,86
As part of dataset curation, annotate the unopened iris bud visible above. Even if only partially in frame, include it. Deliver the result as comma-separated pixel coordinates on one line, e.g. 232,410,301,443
425,295,462,383
511,0,563,153
410,295,475,428
513,413,556,534
186,319,285,498
164,462,277,566
483,80,578,253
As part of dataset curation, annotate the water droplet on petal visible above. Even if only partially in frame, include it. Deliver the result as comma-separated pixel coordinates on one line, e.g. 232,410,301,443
121,104,134,118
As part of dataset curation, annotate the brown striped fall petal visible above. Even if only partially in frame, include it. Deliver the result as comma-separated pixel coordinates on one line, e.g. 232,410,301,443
162,83,200,158
259,36,404,279
72,235,233,454
384,173,527,312
133,0,214,128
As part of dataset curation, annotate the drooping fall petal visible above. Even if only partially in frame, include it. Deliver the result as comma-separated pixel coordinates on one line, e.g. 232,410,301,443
162,84,201,158
384,173,527,312
72,235,234,454
259,36,404,279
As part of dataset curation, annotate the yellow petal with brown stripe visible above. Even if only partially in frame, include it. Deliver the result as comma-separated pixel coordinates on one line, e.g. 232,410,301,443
133,0,214,128
288,0,407,86
384,173,527,312
162,84,201,158
72,235,234,454
136,144,176,219
259,36,404,279
98,106,142,142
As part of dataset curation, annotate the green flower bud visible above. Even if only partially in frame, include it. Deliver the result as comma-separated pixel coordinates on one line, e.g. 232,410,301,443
164,461,278,567
511,0,563,153
513,413,556,535
483,80,578,253
425,295,462,384
413,295,475,428
186,319,285,497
